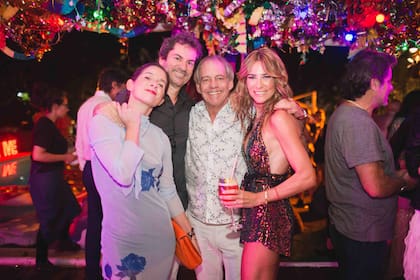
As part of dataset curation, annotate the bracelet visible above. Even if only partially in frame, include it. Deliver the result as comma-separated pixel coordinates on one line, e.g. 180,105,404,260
264,190,269,205
187,228,195,239
297,109,308,120
400,185,407,192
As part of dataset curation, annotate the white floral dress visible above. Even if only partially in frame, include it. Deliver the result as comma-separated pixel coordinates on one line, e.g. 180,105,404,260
89,113,184,279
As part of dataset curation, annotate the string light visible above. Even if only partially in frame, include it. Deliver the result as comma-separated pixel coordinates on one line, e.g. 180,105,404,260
0,0,419,60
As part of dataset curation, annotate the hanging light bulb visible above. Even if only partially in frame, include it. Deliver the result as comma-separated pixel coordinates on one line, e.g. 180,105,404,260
375,13,385,23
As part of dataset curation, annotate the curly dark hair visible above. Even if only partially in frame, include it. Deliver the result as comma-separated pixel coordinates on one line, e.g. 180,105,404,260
158,31,203,62
341,49,397,100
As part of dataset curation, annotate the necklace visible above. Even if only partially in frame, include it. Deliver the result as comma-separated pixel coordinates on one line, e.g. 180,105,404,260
345,99,365,111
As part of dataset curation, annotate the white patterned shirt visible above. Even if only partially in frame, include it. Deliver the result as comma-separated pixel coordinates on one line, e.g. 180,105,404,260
76,90,111,171
185,101,246,224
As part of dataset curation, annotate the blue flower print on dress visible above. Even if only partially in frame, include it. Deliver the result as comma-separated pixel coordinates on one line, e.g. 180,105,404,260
115,253,146,279
141,168,155,191
104,263,112,279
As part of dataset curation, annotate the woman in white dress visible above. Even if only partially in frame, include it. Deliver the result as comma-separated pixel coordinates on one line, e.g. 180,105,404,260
88,62,197,279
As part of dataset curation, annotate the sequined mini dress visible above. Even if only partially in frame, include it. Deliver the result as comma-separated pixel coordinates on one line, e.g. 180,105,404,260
240,118,295,256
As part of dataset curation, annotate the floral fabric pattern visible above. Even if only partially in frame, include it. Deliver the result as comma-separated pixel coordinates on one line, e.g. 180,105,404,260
104,253,146,280
185,101,247,224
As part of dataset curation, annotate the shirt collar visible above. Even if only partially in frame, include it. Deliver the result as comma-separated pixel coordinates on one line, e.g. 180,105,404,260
94,90,110,99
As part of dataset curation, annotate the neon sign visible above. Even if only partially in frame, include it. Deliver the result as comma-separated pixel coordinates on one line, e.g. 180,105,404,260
1,161,17,177
1,139,19,158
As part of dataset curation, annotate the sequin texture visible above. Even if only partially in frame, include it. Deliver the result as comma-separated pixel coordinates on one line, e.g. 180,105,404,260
240,117,295,256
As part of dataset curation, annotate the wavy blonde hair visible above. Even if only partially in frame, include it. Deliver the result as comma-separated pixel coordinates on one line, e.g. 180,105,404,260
235,47,293,128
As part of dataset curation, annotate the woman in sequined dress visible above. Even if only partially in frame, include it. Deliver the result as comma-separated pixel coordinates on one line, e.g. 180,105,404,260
221,47,316,279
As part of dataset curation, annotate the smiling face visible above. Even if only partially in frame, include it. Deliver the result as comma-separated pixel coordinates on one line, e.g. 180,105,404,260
126,65,168,108
159,43,198,90
196,58,233,114
246,61,276,106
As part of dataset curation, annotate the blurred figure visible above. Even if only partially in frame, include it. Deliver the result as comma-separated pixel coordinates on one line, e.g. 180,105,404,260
386,89,420,279
389,97,420,280
325,49,414,280
89,63,198,279
29,87,80,270
75,67,126,280
229,47,316,279
373,99,401,138
388,90,420,139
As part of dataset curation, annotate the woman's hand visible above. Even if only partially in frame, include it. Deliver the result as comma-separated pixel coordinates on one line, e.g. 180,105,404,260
117,102,141,129
220,189,264,208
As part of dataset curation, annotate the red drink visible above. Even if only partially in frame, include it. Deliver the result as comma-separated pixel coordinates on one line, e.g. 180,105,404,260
218,177,243,231
218,178,238,201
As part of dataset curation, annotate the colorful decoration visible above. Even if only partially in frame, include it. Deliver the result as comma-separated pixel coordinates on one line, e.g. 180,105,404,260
0,0,419,61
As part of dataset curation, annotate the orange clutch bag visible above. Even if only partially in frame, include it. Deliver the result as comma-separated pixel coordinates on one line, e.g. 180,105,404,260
172,219,202,270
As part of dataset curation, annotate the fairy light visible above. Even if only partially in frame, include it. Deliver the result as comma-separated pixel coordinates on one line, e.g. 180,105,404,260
375,13,385,23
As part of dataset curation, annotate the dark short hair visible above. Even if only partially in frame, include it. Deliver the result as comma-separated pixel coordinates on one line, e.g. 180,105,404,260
97,68,127,94
341,49,397,100
32,85,67,111
158,31,203,62
131,62,169,93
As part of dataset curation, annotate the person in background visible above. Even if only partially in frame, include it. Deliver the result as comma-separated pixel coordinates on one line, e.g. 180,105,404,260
387,90,420,139
386,89,420,280
29,88,81,270
88,63,198,279
389,99,420,280
150,31,203,210
225,47,316,279
324,49,415,280
372,99,401,139
75,67,127,279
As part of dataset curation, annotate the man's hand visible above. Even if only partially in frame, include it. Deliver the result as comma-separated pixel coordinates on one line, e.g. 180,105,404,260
274,98,307,120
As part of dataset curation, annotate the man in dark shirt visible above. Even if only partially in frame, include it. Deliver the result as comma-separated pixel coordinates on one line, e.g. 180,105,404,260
150,32,203,209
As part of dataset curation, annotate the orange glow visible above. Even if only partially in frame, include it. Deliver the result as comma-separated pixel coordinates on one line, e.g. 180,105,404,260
1,161,17,177
1,139,19,158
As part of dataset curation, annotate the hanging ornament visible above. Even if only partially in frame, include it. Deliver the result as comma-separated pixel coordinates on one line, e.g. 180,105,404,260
224,0,245,17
